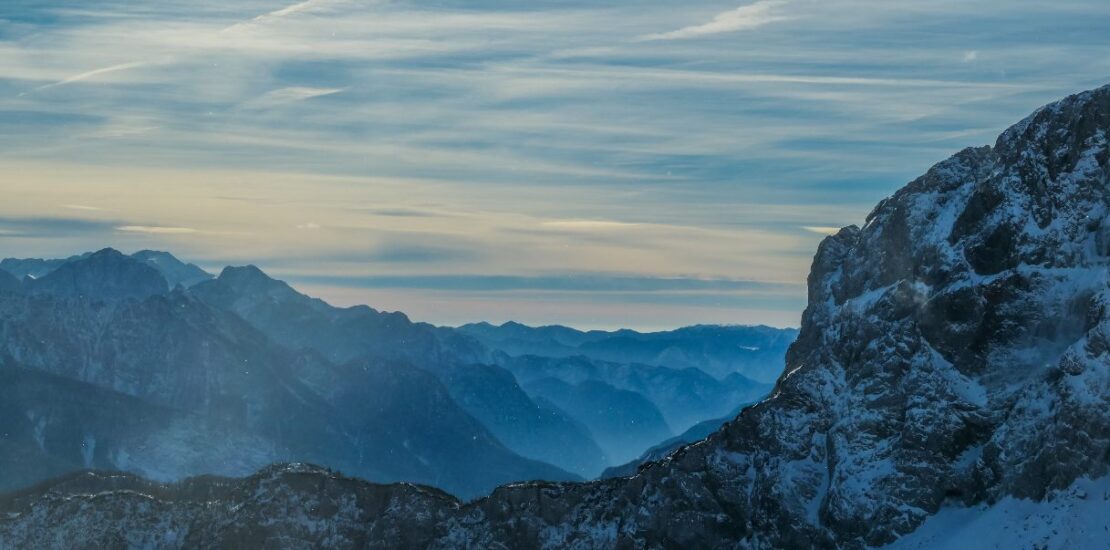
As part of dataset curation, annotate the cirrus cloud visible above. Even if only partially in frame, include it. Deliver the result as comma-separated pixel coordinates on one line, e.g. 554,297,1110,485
116,225,197,235
638,0,791,41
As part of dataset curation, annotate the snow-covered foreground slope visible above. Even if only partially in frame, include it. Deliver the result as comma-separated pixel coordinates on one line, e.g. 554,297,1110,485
881,476,1110,550
2,85,1109,549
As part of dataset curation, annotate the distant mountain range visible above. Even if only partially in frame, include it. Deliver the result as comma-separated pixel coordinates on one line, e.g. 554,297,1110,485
460,321,797,383
0,248,792,497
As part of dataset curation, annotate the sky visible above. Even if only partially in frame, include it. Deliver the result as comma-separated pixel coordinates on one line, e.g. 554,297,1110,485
1,0,1109,330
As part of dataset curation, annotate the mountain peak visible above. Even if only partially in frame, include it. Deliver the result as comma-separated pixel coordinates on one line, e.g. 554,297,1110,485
217,264,279,288
27,248,168,301
90,247,124,258
203,264,312,307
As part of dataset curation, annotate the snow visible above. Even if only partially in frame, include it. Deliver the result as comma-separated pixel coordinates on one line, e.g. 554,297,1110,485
879,476,1110,550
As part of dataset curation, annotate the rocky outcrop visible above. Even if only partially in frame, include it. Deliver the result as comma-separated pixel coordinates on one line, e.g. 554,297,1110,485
3,85,1109,548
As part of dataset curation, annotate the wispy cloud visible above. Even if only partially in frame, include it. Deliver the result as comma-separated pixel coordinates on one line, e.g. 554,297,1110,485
639,0,791,41
61,204,103,212
541,219,642,231
265,0,329,19
225,0,334,32
116,225,197,235
802,226,842,235
0,217,116,238
31,61,148,92
243,87,345,109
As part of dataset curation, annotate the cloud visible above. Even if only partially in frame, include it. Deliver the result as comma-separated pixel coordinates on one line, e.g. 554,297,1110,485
639,0,790,41
116,225,197,235
31,61,148,92
243,87,346,109
963,50,980,63
364,208,444,218
296,222,322,230
0,217,117,238
541,219,641,230
365,244,478,264
224,0,334,32
266,0,328,19
802,226,843,235
61,204,103,211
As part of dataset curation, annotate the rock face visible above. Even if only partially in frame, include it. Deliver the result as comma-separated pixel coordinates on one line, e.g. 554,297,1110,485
3,85,1110,548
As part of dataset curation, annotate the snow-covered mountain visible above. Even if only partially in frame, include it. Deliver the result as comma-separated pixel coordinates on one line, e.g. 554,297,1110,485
3,83,1105,548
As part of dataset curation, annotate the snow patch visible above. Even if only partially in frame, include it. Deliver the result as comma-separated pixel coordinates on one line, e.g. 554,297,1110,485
879,476,1110,550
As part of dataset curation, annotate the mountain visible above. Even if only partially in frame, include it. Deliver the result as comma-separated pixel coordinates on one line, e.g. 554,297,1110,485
8,84,1107,548
0,253,91,280
0,250,212,289
0,270,19,294
193,265,487,367
25,248,169,301
523,378,672,465
460,321,798,382
0,250,770,478
2,464,1105,549
0,251,577,498
503,353,770,433
600,407,744,479
192,266,609,477
131,250,213,287
433,363,608,477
